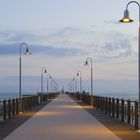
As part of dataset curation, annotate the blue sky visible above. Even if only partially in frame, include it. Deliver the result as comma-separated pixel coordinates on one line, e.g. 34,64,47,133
0,0,139,97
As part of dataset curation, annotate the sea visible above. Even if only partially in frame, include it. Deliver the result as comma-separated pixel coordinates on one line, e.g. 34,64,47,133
0,92,35,101
0,92,139,101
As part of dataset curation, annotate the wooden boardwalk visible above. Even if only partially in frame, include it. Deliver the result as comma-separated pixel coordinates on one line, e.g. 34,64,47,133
2,94,140,140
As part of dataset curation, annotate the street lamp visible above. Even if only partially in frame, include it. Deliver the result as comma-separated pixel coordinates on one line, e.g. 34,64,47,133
120,1,140,129
52,79,55,92
85,57,93,106
77,71,82,93
49,75,52,92
41,67,47,104
41,67,47,94
19,42,31,114
47,74,49,93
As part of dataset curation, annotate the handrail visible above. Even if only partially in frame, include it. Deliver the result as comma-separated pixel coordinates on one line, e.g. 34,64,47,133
68,92,139,130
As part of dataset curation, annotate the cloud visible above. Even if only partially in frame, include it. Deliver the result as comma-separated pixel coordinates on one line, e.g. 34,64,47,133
48,26,81,38
104,20,121,24
0,43,85,57
84,38,132,62
0,31,43,43
0,44,18,55
100,39,131,59
0,27,134,61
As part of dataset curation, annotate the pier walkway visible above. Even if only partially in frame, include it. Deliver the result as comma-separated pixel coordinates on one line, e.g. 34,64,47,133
4,94,139,140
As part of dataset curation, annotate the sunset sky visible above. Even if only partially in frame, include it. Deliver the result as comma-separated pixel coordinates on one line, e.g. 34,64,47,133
0,0,139,96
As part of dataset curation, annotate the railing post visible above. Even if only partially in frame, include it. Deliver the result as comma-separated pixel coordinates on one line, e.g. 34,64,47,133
116,98,119,118
16,98,19,115
121,99,124,122
3,99,6,121
101,97,103,111
127,99,131,124
112,98,115,118
105,97,108,114
12,98,15,117
22,97,24,112
103,97,105,112
109,97,111,115
93,96,96,107
8,99,11,119
134,100,138,129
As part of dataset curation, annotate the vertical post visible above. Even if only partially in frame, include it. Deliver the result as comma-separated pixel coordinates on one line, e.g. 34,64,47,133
19,42,31,114
101,97,103,111
85,57,93,106
75,77,77,93
109,97,111,115
3,99,6,121
116,98,119,118
91,63,93,106
51,78,52,93
135,100,139,129
19,56,22,113
127,99,131,124
80,73,82,93
121,99,124,122
22,97,24,112
112,98,115,118
105,97,108,114
47,76,49,93
41,73,43,104
16,98,19,115
8,99,11,119
138,13,140,129
12,98,15,117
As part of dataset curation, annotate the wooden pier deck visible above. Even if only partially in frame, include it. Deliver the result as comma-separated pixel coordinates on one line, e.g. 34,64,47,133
2,94,140,140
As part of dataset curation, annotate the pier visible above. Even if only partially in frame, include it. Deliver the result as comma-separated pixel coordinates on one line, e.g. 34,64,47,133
0,93,139,140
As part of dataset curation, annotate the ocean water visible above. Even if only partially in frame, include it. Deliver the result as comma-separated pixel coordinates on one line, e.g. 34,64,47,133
0,92,35,100
95,93,138,101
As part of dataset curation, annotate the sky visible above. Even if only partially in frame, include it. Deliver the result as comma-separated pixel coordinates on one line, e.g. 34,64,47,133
0,0,140,97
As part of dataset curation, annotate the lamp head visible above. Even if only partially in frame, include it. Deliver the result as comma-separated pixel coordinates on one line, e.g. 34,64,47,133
44,69,47,73
119,9,133,23
24,47,31,55
85,61,88,66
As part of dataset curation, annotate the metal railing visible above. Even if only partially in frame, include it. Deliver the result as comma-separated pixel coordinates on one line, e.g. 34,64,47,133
68,92,139,130
0,93,59,122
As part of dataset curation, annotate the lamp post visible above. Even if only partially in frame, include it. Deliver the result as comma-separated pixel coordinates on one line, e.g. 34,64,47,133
72,78,76,97
19,42,31,114
120,1,140,129
41,67,47,104
49,75,52,92
77,71,82,101
41,67,47,94
77,71,82,93
46,74,48,93
85,57,93,106
52,79,55,92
